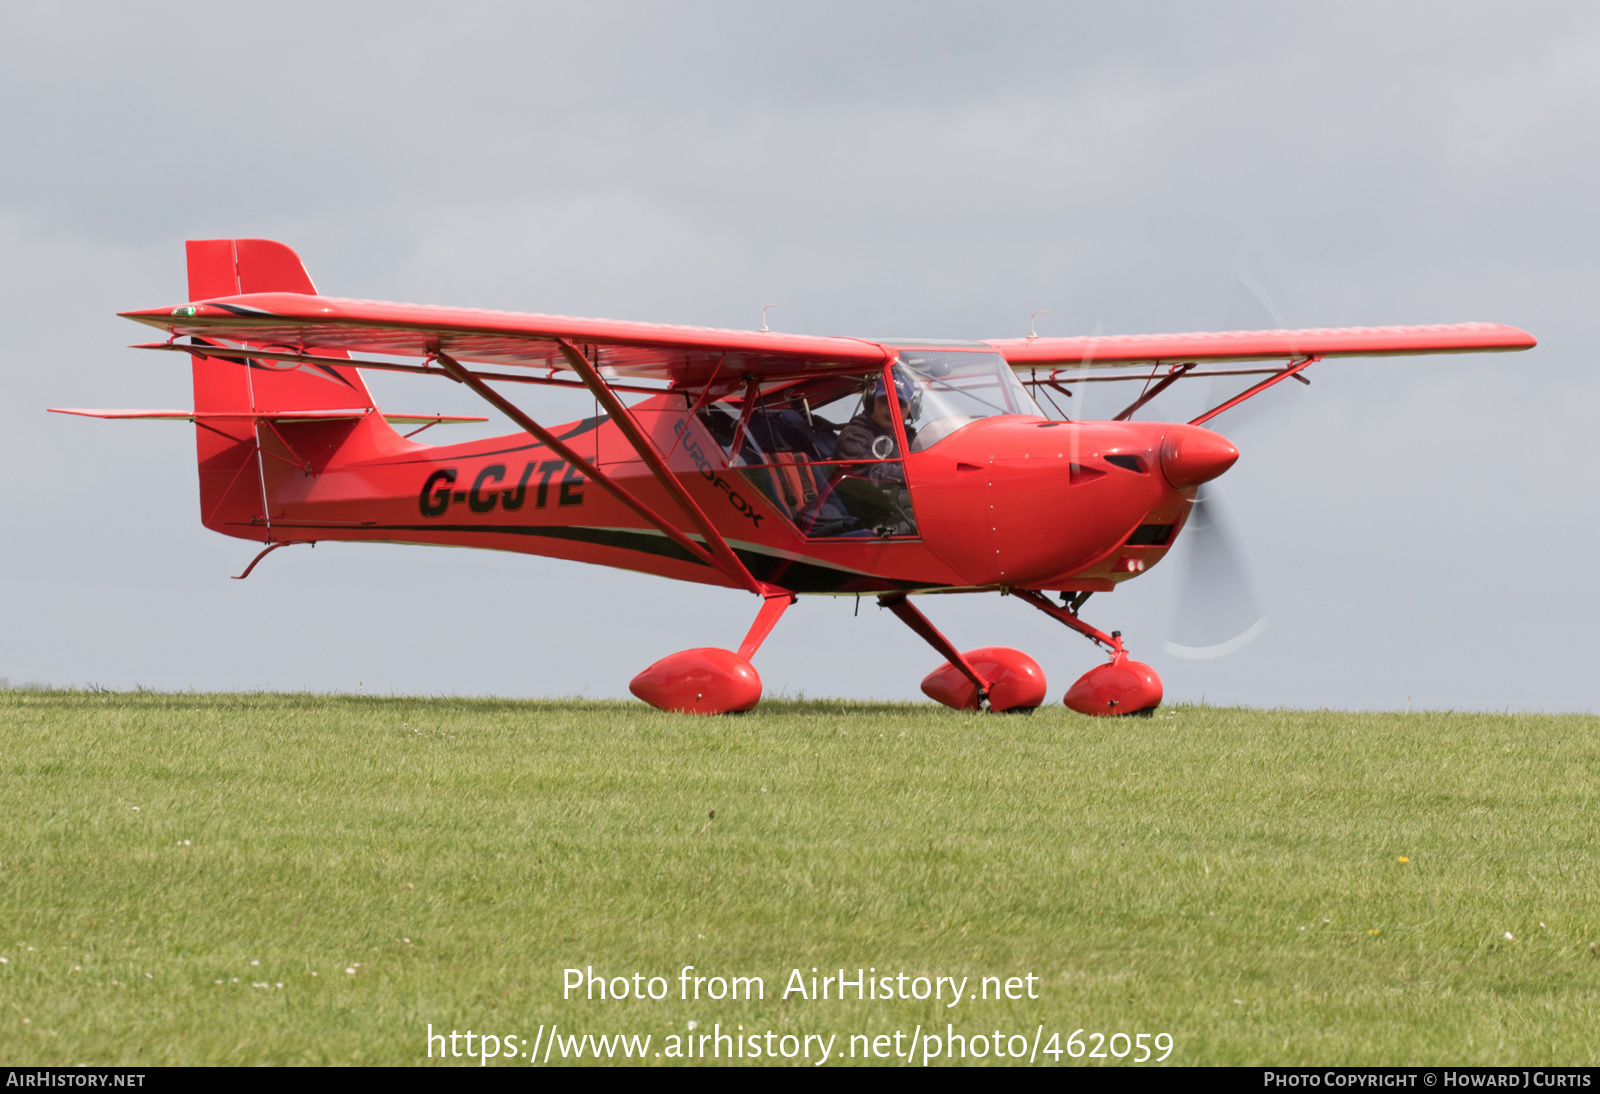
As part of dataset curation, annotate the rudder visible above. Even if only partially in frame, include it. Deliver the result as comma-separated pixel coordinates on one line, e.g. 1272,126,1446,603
187,238,377,540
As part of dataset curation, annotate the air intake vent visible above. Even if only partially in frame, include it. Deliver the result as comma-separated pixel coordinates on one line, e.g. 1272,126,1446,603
1104,454,1144,473
1125,523,1173,546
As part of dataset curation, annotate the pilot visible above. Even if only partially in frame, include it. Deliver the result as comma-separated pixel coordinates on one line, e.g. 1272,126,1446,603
835,370,919,478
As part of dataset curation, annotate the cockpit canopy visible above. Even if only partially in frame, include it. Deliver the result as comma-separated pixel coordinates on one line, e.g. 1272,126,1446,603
890,349,1042,451
693,346,1040,539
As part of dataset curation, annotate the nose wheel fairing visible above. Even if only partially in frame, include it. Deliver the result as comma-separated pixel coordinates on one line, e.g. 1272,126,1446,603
1012,589,1164,716
1060,643,1163,716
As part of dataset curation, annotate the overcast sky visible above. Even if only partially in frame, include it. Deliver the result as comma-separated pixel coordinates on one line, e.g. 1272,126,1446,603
2,2,1595,710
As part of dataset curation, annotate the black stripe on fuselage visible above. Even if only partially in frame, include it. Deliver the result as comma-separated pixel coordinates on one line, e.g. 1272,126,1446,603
269,521,941,593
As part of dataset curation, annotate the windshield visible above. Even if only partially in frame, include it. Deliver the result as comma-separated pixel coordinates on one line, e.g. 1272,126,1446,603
894,350,1040,451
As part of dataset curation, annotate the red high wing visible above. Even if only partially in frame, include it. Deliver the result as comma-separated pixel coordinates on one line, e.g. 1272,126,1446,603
991,322,1535,368
122,293,1535,384
120,293,890,387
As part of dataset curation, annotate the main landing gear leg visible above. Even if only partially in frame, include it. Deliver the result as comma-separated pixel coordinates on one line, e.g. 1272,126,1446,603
630,590,796,715
877,593,1047,713
738,591,797,661
1012,590,1162,717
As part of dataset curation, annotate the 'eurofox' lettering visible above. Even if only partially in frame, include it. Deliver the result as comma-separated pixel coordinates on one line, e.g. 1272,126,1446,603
673,421,765,527
420,461,584,518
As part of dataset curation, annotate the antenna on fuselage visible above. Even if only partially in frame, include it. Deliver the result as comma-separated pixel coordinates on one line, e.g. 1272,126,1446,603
759,304,783,333
1028,311,1048,339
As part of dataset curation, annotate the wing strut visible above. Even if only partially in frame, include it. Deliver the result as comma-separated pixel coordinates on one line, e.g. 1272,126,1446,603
1113,363,1195,421
554,339,770,597
1190,356,1318,427
725,376,761,460
430,351,737,583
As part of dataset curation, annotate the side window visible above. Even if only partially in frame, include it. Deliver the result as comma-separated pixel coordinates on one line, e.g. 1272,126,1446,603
696,370,920,540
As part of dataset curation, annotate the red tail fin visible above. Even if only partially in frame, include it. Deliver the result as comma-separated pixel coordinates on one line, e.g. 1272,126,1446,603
187,239,378,540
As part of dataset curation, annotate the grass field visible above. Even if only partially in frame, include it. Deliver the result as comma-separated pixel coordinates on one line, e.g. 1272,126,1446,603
2,690,1598,1067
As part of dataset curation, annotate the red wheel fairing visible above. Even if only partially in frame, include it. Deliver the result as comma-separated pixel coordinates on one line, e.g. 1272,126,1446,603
920,646,1048,712
630,648,763,715
1063,655,1162,716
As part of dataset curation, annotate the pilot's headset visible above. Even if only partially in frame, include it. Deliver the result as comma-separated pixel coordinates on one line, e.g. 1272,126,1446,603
873,367,923,422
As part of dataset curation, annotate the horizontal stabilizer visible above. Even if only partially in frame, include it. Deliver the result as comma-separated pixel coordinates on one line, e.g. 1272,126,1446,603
373,413,489,425
48,408,487,424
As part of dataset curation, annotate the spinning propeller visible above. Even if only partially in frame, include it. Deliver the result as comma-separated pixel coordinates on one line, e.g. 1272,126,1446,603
1163,483,1267,659
1156,272,1285,660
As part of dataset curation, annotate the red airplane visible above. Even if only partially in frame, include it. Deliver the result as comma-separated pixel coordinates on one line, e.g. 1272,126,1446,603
53,239,1536,715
